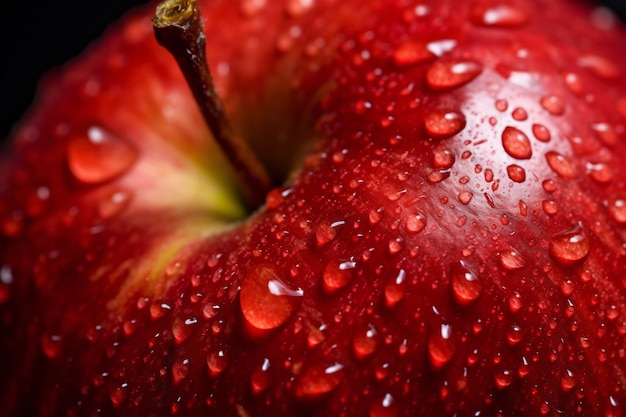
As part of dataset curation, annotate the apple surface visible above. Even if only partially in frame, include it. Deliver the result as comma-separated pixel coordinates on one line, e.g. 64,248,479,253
1,0,626,416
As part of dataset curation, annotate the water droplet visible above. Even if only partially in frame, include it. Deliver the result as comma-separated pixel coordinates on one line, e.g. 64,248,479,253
67,125,138,184
41,334,63,358
506,164,526,182
323,259,356,293
495,99,509,112
562,71,584,95
240,266,303,331
607,199,626,224
150,302,171,320
286,0,313,16
109,383,128,408
450,261,482,306
532,123,551,142
470,3,529,27
589,122,618,146
428,323,455,368
316,220,344,247
98,189,132,219
172,317,197,345
549,225,590,265
240,0,266,16
540,95,565,115
424,109,467,139
369,207,384,225
511,107,528,121
392,40,436,67
577,54,620,80
507,325,523,345
587,162,613,183
250,358,271,394
352,325,380,360
498,249,526,270
426,59,483,90
369,393,398,417
384,269,407,308
494,370,513,389
1,210,24,237
295,363,344,399
561,369,576,391
172,359,190,383
388,237,404,254
207,349,229,377
502,126,532,159
458,191,473,205
545,151,578,179
433,147,455,169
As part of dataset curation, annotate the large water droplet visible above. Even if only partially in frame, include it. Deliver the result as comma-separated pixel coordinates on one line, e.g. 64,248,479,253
67,125,138,184
426,59,483,90
506,164,526,182
240,266,303,331
549,225,590,265
545,151,578,179
428,323,455,368
323,259,356,293
450,261,482,306
433,147,456,169
470,3,529,27
295,363,344,399
502,126,532,159
404,213,427,234
424,109,467,139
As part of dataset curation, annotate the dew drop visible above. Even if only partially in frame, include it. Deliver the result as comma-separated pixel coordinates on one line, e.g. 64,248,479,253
172,359,190,384
426,59,483,90
206,349,229,377
450,261,482,306
507,325,523,345
388,237,404,254
470,3,529,27
316,220,344,247
494,370,513,389
369,207,384,225
495,99,508,112
323,259,356,293
67,125,138,184
562,71,584,95
607,199,626,224
498,249,526,270
587,162,613,183
424,109,467,139
511,107,528,121
251,358,271,394
506,164,526,183
433,147,456,169
545,151,578,179
41,334,63,358
549,225,590,265
369,393,398,417
150,302,171,320
240,0,266,16
286,0,313,16
240,266,303,331
384,269,407,308
172,317,197,345
561,369,576,391
502,126,532,159
295,363,344,399
458,191,473,205
352,325,380,360
540,95,565,115
392,40,436,67
428,324,455,368
532,123,551,142
589,122,618,146
577,54,620,80
509,292,523,313
98,189,132,219
109,383,128,408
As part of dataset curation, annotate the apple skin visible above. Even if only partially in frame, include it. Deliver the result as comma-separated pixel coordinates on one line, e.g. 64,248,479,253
1,0,626,416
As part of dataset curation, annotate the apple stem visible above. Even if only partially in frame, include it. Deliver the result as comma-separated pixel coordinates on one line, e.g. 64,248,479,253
153,0,272,209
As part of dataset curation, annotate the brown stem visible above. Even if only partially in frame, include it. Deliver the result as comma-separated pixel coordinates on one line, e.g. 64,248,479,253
153,0,272,209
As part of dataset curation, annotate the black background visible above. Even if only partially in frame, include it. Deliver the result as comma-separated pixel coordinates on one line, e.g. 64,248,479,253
1,0,625,142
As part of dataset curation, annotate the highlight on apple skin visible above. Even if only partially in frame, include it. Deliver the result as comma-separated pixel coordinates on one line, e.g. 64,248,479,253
1,0,626,416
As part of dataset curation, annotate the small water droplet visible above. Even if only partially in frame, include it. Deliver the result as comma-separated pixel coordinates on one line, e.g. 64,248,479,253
240,266,303,331
607,198,626,224
285,0,314,16
506,164,526,182
207,349,229,377
41,334,63,358
577,54,620,80
587,162,613,183
316,220,344,247
172,317,197,345
549,225,590,265
240,0,266,16
150,301,171,320
561,369,576,391
470,3,529,27
495,99,509,112
172,359,190,384
67,125,138,184
323,259,356,293
426,59,483,90
562,71,584,95
369,393,398,417
428,323,455,368
458,191,473,205
384,269,407,308
392,40,436,67
545,151,578,179
388,237,404,254
507,325,523,345
369,207,384,225
502,126,532,159
295,363,344,399
98,189,132,219
250,358,271,394
352,325,380,360
511,107,528,121
450,261,482,306
498,249,526,270
589,122,618,146
532,123,551,142
109,383,128,408
432,147,455,169
424,109,467,139
494,370,513,389
540,95,565,115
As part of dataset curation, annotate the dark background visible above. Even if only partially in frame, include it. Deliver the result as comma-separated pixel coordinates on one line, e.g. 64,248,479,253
1,0,625,142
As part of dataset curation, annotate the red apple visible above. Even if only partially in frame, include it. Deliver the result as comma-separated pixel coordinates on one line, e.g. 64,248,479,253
1,0,626,416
